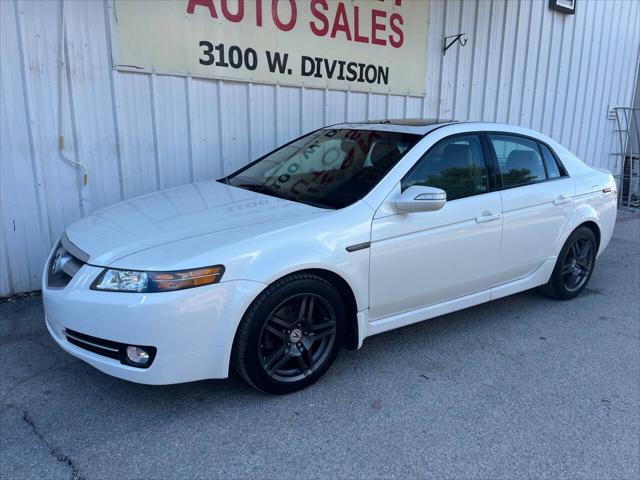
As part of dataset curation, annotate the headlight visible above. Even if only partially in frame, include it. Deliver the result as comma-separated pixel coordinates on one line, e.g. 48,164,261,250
90,265,225,293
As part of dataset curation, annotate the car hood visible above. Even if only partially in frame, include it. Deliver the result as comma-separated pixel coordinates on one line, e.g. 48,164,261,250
65,180,325,266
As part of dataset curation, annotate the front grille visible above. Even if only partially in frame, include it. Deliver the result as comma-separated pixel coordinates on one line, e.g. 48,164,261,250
47,234,88,288
64,329,157,368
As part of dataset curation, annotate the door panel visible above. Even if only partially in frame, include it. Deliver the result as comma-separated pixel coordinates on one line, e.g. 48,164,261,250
487,133,575,284
369,133,502,320
495,178,574,284
369,190,502,320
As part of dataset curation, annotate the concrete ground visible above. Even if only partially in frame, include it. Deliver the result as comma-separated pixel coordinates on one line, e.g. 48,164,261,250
1,215,638,480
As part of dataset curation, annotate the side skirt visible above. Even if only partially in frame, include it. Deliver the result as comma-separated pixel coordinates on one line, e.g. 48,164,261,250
359,257,557,344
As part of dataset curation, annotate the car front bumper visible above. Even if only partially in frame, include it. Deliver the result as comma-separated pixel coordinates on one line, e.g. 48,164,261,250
43,264,266,385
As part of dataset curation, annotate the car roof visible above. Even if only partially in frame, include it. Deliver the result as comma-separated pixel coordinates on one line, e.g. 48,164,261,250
326,120,559,143
328,119,457,135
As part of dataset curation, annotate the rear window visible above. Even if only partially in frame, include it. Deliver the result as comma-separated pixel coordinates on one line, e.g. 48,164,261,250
540,143,564,179
489,134,546,188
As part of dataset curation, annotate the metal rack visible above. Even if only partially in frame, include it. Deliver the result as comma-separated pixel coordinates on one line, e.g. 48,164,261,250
613,107,640,210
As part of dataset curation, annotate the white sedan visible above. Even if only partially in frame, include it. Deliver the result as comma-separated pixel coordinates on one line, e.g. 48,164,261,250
43,120,617,393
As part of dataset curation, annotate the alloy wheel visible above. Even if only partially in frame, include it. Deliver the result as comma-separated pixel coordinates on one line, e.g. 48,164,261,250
561,237,594,292
258,293,337,383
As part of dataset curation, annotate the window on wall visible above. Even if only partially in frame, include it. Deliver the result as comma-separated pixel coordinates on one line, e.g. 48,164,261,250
402,134,489,201
549,0,576,15
489,135,547,188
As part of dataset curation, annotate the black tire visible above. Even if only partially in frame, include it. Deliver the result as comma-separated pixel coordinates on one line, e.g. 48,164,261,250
539,226,597,300
232,273,345,394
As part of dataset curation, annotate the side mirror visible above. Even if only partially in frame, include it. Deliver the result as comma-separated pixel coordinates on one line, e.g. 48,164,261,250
393,185,447,213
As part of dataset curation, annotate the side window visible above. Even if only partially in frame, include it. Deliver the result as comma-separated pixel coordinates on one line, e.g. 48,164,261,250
402,134,489,201
539,143,563,179
489,135,546,188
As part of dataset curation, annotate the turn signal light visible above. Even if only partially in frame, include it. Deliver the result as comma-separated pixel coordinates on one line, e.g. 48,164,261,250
152,266,225,291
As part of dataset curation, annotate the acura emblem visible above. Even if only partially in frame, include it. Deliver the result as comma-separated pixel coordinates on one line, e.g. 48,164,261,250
289,328,303,343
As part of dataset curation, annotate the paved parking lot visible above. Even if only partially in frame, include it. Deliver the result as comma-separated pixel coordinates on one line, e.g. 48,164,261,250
1,215,638,480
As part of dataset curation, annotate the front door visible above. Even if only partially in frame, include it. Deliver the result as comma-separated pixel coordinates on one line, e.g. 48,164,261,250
369,133,502,321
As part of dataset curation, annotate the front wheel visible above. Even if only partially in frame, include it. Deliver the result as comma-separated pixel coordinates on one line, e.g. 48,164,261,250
232,273,345,394
539,226,597,300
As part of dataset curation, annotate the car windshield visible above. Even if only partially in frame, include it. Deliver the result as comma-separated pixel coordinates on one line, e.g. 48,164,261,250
223,129,421,209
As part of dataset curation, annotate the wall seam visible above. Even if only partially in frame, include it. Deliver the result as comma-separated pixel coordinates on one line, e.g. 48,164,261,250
451,0,464,119
506,0,523,123
538,9,556,132
148,74,162,189
587,3,619,165
299,86,304,133
216,80,225,174
574,1,605,158
565,0,591,148
102,0,125,201
0,208,15,296
185,76,195,182
479,0,493,121
436,2,447,118
14,0,52,254
518,0,534,126
465,0,480,120
247,82,253,161
493,0,509,121
528,3,546,129
274,84,279,144
557,6,579,143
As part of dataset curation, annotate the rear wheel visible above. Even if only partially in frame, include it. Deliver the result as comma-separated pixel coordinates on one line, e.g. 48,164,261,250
539,226,597,300
232,273,345,394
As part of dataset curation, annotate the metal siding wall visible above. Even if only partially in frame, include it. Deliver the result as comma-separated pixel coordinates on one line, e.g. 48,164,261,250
1,0,639,296
1,0,54,294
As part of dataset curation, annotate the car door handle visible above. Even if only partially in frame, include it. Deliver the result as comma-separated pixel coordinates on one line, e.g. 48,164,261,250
553,195,572,205
475,211,501,223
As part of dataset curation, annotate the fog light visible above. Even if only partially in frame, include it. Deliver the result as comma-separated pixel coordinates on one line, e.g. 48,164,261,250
126,346,150,366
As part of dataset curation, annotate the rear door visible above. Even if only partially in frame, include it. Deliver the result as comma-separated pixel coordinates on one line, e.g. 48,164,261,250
488,133,575,284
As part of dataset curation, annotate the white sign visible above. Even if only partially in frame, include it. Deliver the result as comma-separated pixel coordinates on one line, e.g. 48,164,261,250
110,0,428,95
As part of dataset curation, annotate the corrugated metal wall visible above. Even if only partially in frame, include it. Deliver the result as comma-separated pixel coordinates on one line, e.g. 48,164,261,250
1,0,639,296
